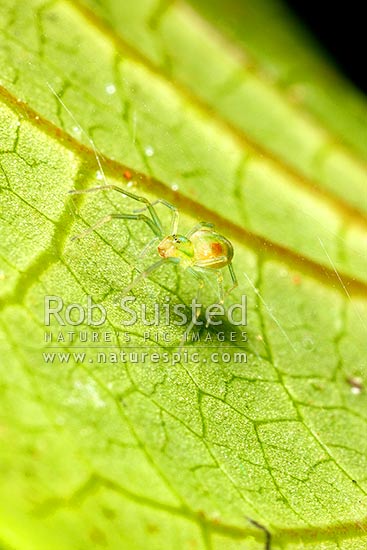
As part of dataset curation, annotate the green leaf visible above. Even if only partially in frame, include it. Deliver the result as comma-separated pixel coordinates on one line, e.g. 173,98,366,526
0,1,366,549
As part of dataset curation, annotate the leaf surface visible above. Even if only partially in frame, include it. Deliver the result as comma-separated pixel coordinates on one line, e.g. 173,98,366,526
0,1,366,549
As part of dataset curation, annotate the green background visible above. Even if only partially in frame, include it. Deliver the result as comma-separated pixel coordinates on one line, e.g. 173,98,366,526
0,0,366,548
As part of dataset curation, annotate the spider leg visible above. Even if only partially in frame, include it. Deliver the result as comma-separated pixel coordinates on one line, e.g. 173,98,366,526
216,272,225,304
179,268,205,348
69,185,164,236
194,257,238,301
199,270,225,328
133,199,179,234
71,212,161,241
186,221,215,239
123,258,168,295
138,236,161,260
225,263,238,297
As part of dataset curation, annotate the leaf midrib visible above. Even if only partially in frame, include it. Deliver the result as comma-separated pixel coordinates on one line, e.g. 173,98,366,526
67,0,367,216
0,84,366,299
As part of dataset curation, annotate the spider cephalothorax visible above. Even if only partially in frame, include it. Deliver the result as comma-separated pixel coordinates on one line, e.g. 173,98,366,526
158,235,194,263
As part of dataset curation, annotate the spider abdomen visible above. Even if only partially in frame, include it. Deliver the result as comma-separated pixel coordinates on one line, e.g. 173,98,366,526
190,228,234,269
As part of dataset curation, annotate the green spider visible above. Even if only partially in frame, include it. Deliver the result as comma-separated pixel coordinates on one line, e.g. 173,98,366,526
69,185,238,332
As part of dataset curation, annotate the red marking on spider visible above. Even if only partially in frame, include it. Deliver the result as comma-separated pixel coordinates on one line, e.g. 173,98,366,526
211,242,223,255
123,170,132,180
